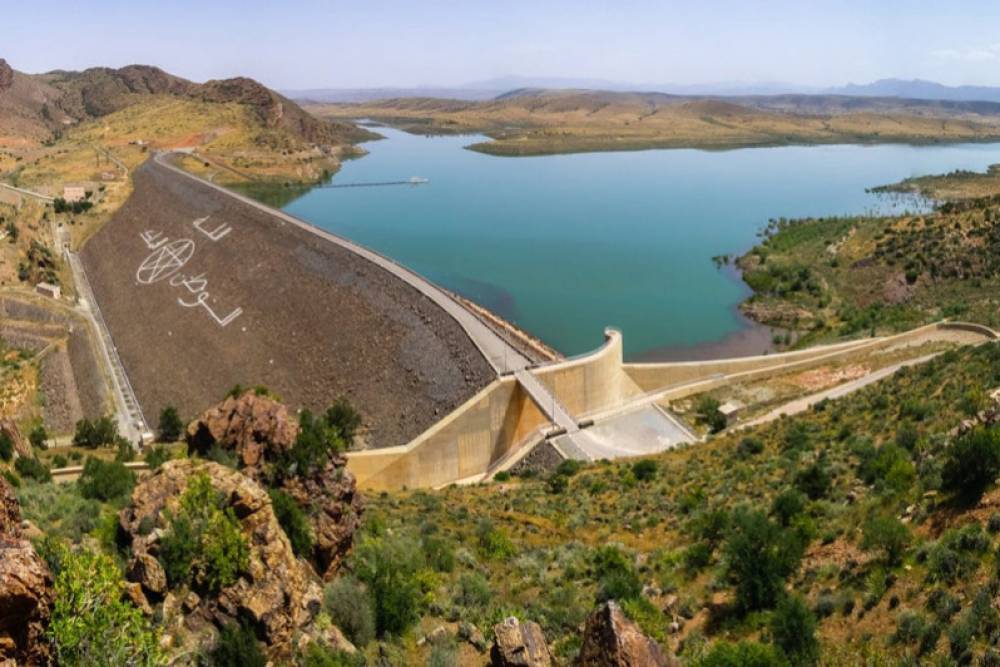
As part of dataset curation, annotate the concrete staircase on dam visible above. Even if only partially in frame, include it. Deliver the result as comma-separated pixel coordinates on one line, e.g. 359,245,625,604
513,369,591,460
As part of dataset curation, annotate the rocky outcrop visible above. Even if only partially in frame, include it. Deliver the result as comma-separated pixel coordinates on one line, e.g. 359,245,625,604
186,393,363,579
0,419,31,459
575,601,676,667
0,476,53,666
119,459,323,657
282,455,363,578
491,617,552,667
0,60,13,92
186,392,299,471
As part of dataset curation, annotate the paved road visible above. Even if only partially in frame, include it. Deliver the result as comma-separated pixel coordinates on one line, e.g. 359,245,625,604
63,247,147,444
0,182,54,202
737,352,939,430
153,151,531,375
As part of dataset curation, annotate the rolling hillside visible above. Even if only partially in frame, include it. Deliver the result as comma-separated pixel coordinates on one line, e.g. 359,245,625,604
310,88,1000,155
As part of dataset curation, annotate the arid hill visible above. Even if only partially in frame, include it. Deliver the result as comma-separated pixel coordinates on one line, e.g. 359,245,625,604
310,87,1000,155
0,59,374,147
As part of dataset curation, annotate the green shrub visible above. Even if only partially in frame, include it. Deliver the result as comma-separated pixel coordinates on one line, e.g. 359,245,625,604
14,456,51,483
324,576,376,648
157,406,183,442
268,489,313,557
723,507,804,613
770,595,819,666
861,515,911,566
114,438,135,463
0,432,12,461
941,426,1000,502
476,520,515,560
277,407,349,479
353,532,427,637
2,469,20,487
592,545,641,602
422,533,456,573
697,396,727,433
143,446,171,470
794,460,831,500
324,398,362,444
770,489,806,527
158,473,249,594
692,640,789,667
77,457,135,503
52,455,68,469
48,542,163,665
632,459,658,482
682,542,712,573
29,424,48,449
73,416,118,448
202,621,265,667
300,642,365,667
737,437,764,458
455,572,492,609
555,459,582,477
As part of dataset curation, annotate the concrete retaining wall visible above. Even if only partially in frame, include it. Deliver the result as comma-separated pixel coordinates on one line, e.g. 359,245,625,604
347,321,997,490
623,322,995,393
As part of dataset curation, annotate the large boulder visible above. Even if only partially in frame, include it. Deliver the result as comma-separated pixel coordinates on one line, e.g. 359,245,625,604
118,459,323,657
491,616,552,667
0,419,31,460
0,476,53,666
282,455,363,579
186,393,363,580
185,392,299,471
575,601,677,667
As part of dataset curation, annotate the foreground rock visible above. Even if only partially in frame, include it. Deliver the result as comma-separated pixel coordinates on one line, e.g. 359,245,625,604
186,393,363,579
119,459,327,658
0,419,31,459
186,392,299,471
575,601,676,667
491,617,552,667
0,476,53,666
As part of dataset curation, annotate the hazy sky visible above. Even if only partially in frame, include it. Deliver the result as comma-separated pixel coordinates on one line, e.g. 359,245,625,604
6,1,1000,89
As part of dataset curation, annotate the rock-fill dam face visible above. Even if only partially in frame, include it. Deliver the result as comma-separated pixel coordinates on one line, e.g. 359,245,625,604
79,159,493,448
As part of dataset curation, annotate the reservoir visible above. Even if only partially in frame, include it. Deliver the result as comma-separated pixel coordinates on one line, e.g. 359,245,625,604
279,128,1000,359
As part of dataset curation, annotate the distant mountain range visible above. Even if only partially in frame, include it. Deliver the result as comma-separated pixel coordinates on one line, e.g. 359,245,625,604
285,76,1000,105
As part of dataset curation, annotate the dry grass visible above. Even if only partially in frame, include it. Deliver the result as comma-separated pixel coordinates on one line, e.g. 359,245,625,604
309,91,1000,155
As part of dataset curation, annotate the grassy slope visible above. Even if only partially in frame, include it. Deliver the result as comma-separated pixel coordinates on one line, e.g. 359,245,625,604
358,342,1000,664
735,184,1000,347
308,91,1000,156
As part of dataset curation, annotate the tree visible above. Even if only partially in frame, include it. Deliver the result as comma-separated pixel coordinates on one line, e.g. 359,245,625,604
77,457,135,502
770,488,806,528
861,514,911,566
269,489,313,557
73,416,118,449
324,576,376,648
723,507,804,613
697,396,727,433
794,460,831,500
158,472,249,594
28,424,48,449
353,533,427,637
48,542,163,666
941,426,1000,503
770,595,819,666
277,407,350,479
14,456,51,483
158,406,183,442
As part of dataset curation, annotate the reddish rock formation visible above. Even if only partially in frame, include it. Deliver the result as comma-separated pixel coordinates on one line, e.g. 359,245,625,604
186,393,363,579
491,616,552,667
0,476,53,666
0,419,31,459
186,392,299,471
119,459,324,657
282,455,363,579
575,601,677,667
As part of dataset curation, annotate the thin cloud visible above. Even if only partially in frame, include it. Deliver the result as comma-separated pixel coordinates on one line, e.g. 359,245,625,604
931,44,1000,62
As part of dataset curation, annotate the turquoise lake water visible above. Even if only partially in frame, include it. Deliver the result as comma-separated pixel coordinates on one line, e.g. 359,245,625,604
283,128,1000,359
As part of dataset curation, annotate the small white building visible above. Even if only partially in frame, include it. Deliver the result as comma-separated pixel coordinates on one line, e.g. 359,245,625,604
35,282,61,299
718,400,746,424
62,186,86,202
